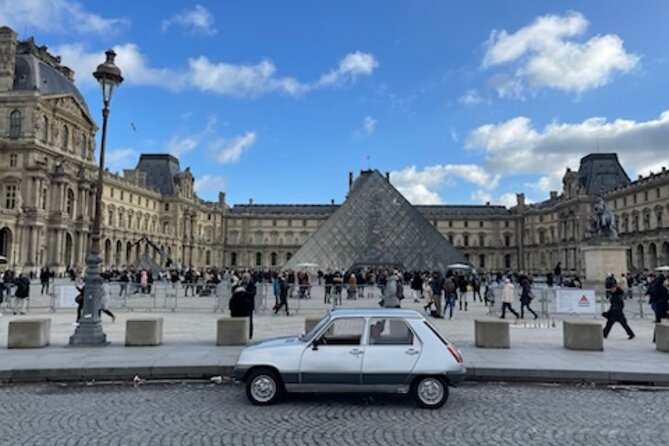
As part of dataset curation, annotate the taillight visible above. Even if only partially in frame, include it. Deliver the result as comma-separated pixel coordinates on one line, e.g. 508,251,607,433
447,343,463,363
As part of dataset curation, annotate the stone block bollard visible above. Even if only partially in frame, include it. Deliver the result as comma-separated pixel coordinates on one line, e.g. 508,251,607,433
563,320,603,351
217,317,249,346
8,319,51,348
475,319,510,348
656,323,669,353
125,318,163,346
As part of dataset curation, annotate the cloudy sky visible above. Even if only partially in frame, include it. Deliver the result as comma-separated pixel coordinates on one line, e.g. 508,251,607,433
4,1,669,207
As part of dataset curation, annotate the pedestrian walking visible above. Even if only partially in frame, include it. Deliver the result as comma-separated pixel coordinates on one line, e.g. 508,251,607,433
12,274,30,315
274,272,290,315
647,274,668,323
499,278,520,319
457,275,468,311
73,270,84,325
442,276,457,319
348,273,358,300
380,270,402,308
520,279,538,319
40,267,51,295
602,285,635,339
99,275,116,322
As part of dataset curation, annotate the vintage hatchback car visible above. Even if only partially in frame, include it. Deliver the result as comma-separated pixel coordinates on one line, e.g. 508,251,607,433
233,308,466,408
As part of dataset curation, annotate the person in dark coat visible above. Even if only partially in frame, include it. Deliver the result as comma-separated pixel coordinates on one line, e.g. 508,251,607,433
647,274,669,323
12,274,31,315
519,279,538,319
229,279,254,340
274,272,290,315
603,285,635,339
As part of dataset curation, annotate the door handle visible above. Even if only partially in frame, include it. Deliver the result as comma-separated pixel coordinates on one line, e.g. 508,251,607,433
349,349,363,356
405,349,420,356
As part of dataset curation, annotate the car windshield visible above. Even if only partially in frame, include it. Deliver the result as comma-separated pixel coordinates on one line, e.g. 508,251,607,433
299,314,331,342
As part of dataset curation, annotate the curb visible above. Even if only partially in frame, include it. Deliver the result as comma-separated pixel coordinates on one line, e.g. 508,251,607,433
2,365,668,386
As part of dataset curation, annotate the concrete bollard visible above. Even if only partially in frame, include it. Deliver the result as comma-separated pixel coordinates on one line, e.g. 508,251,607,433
475,319,510,348
8,319,51,349
217,317,249,346
656,323,669,353
125,318,163,346
563,320,603,351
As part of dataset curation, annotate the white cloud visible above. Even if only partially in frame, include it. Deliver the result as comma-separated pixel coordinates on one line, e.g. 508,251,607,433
317,51,379,87
487,74,524,100
0,0,127,36
106,148,138,172
56,43,184,89
58,44,377,98
498,193,518,208
482,11,639,95
355,116,377,138
211,132,257,164
459,89,484,105
465,110,669,187
450,127,459,142
390,164,500,204
162,4,217,36
187,57,306,97
166,135,199,158
194,175,227,198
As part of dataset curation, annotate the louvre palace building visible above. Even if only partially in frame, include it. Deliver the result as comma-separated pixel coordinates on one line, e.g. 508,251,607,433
1,27,668,276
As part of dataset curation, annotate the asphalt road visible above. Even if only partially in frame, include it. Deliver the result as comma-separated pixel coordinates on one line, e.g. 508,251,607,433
1,381,667,446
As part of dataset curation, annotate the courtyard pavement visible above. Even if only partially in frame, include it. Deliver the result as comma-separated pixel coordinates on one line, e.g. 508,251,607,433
0,280,667,385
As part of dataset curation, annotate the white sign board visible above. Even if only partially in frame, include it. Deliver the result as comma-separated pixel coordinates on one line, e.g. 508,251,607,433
556,289,596,314
59,285,79,308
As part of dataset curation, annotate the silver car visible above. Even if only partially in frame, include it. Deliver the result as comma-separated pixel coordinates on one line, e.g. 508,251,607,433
233,308,466,408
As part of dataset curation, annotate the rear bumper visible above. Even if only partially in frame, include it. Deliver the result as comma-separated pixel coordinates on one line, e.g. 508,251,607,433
446,368,466,386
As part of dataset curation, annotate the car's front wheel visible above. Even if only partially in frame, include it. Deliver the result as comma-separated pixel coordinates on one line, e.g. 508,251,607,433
245,368,284,406
412,376,449,409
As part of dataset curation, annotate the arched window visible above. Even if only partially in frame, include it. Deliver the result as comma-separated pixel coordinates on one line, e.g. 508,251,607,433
255,252,262,266
9,110,21,139
205,250,211,265
271,252,277,266
41,116,48,142
230,252,237,266
61,125,69,150
66,189,74,215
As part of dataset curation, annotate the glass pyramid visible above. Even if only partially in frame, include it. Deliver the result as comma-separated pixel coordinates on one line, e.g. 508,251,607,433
283,170,467,272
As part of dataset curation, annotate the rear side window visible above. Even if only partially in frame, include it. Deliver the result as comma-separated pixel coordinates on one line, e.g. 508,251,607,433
369,318,414,345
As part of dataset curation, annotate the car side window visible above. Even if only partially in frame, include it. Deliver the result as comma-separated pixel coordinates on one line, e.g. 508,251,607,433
368,318,414,346
318,318,364,346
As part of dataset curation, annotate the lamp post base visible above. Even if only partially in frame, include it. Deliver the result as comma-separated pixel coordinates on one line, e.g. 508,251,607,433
69,319,109,346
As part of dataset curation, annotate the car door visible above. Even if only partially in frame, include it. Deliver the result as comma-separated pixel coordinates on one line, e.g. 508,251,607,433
299,317,366,385
361,317,421,386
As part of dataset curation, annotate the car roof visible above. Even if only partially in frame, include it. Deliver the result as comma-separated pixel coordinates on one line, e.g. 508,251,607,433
328,308,425,319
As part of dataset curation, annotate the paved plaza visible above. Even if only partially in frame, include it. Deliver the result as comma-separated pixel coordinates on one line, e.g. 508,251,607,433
0,381,667,446
0,279,667,385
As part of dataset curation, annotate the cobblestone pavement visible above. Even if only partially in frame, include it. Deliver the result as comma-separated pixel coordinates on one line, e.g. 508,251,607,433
1,382,667,445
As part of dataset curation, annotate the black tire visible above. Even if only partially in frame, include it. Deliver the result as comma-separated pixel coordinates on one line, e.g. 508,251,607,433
411,376,449,409
245,368,284,406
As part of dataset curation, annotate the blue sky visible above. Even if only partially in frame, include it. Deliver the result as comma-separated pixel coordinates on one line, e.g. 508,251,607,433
3,1,669,207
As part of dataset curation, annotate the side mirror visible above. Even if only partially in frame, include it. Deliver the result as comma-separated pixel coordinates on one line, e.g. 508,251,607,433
311,338,320,350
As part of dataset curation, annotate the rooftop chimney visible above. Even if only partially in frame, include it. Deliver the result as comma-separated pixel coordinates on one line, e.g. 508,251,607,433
0,27,17,92
550,191,557,200
248,198,253,205
330,199,335,205
385,172,390,182
516,193,525,206
348,172,353,190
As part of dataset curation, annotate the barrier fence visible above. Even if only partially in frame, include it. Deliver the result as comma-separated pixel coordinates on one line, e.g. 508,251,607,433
0,280,658,319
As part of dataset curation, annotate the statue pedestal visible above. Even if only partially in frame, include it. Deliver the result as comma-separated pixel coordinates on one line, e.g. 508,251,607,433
581,243,628,293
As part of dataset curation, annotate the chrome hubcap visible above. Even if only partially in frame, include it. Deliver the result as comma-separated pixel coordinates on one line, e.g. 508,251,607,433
251,375,276,402
418,378,444,405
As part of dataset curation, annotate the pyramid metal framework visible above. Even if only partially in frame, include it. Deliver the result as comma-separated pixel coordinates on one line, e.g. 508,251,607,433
283,170,467,272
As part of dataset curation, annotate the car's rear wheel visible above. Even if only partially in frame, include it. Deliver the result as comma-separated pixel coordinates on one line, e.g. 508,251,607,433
245,368,283,406
412,376,449,409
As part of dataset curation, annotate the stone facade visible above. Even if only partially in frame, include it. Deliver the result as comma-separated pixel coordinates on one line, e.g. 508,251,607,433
0,28,225,274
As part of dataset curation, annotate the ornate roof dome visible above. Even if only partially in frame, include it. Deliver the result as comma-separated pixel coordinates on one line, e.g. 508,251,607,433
12,37,88,111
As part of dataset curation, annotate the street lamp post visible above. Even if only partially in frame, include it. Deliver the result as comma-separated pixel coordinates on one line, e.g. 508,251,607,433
69,50,123,346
